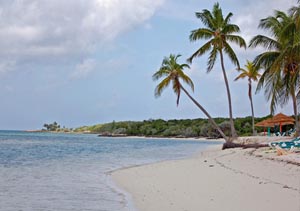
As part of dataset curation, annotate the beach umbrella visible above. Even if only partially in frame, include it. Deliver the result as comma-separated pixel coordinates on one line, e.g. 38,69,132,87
255,119,275,127
255,114,295,135
268,113,295,133
255,119,275,136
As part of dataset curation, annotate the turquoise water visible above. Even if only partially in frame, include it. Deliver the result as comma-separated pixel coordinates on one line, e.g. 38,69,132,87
0,131,220,211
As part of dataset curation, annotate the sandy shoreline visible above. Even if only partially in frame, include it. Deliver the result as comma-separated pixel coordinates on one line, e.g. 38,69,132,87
112,138,300,211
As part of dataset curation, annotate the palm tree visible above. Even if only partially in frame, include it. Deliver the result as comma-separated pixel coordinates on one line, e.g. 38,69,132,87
188,3,246,138
289,2,300,28
289,3,300,109
249,10,300,136
234,61,261,136
153,54,228,141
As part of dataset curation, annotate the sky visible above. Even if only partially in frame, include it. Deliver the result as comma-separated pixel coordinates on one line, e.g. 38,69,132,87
0,0,298,130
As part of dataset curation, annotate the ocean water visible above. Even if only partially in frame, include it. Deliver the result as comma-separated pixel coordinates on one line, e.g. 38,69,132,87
0,131,220,211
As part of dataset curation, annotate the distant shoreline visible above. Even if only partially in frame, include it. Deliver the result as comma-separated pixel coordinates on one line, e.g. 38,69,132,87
24,129,226,141
24,130,296,144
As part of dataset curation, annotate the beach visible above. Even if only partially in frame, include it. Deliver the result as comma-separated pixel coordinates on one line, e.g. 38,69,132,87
112,139,300,211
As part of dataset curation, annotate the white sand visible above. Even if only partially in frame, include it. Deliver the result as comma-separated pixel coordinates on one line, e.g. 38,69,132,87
112,145,300,211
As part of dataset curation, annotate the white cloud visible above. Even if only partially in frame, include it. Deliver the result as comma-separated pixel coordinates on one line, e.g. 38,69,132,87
70,55,131,79
0,0,165,73
0,25,42,42
0,60,16,76
233,0,297,42
71,58,96,79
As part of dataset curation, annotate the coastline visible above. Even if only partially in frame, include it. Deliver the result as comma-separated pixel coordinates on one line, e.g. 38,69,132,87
24,130,225,141
111,138,300,211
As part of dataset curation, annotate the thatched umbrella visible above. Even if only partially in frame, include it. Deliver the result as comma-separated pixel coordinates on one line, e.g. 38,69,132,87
255,119,274,127
268,113,294,133
255,119,275,136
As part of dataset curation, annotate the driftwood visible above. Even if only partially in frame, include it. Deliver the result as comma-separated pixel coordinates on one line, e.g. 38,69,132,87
222,142,268,150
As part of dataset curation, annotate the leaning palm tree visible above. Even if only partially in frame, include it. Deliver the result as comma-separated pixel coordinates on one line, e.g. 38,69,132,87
153,54,228,142
234,61,261,136
249,9,300,136
188,3,246,138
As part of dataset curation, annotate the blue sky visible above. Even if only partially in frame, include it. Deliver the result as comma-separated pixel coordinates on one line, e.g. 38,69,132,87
0,0,298,130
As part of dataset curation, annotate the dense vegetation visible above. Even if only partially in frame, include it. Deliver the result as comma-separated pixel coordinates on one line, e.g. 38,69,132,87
73,115,292,138
43,122,73,132
43,122,61,131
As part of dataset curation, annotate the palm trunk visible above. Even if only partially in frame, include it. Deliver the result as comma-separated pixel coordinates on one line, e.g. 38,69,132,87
248,79,256,136
291,89,299,136
219,50,237,138
180,84,229,142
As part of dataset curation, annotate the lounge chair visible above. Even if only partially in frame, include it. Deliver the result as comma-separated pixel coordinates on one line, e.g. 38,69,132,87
287,128,296,136
269,137,300,156
275,131,286,136
269,137,300,149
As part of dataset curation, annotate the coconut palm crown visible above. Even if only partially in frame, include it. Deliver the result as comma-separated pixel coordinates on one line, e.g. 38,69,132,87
188,2,246,138
153,54,194,106
188,3,246,70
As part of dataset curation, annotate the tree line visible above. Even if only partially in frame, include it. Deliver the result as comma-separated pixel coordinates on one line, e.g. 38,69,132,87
73,116,293,138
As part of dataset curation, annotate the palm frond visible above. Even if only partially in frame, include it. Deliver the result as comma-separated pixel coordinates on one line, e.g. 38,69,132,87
253,51,280,69
189,28,213,42
212,3,223,28
154,76,171,98
195,9,215,30
224,12,233,26
207,47,218,72
223,24,240,34
256,68,268,93
179,71,194,92
226,34,246,48
275,10,289,20
234,70,248,81
259,15,281,36
269,90,279,115
249,35,280,50
152,68,170,81
187,40,212,63
263,67,282,102
180,63,191,70
289,4,300,28
223,42,240,68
